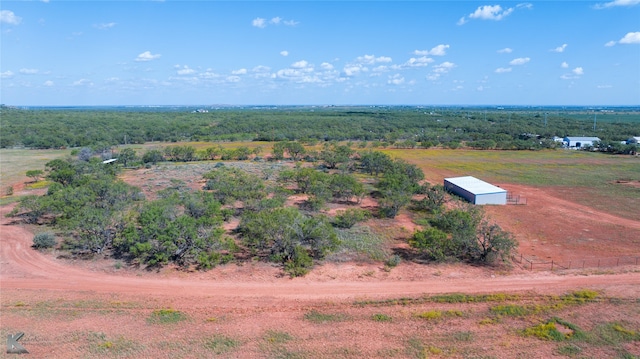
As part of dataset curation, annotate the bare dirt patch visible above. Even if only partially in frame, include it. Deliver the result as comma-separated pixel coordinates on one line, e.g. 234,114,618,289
484,184,640,264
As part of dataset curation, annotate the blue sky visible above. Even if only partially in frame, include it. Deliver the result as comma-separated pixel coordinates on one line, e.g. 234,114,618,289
1,1,639,106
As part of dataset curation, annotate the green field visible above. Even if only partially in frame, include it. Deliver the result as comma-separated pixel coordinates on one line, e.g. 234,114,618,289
385,148,640,221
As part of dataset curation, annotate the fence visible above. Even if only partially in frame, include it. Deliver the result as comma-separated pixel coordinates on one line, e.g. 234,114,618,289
511,253,640,271
506,192,527,205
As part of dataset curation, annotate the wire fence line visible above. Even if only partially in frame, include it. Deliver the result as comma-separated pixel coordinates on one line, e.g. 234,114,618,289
511,253,640,271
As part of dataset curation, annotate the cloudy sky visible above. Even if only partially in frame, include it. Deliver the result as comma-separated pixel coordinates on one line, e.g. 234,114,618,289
1,1,639,106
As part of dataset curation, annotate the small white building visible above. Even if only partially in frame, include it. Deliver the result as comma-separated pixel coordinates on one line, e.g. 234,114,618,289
563,136,601,149
443,176,507,205
627,137,640,144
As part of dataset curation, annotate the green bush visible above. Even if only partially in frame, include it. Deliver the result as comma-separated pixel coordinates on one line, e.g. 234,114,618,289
385,254,401,268
372,313,392,322
33,232,57,249
147,308,187,324
333,208,370,229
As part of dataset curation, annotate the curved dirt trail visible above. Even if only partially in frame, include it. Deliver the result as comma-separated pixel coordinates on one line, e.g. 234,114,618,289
2,205,640,303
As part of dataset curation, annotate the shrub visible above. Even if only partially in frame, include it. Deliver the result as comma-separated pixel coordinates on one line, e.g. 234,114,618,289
372,313,392,322
304,310,349,323
5,186,14,196
333,208,370,229
33,232,57,249
385,254,401,268
147,308,187,324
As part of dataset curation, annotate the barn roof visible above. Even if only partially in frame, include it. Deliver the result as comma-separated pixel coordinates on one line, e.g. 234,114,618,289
444,176,506,195
564,136,601,141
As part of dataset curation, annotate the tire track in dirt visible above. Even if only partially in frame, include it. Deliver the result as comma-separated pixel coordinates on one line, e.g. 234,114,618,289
2,204,640,303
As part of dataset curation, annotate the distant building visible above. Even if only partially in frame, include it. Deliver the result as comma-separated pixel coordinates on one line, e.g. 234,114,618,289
443,176,507,205
627,137,640,144
563,136,601,149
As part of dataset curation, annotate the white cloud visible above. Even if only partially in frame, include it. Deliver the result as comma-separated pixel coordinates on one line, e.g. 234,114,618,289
560,68,583,80
402,56,434,68
388,74,405,85
605,32,640,46
280,50,289,57
72,79,93,87
253,16,298,28
458,3,531,25
0,10,22,25
252,17,266,28
320,62,334,70
199,71,220,79
355,54,392,64
232,68,247,75
433,62,456,72
343,64,366,77
414,44,450,56
428,44,450,56
372,65,389,73
469,5,514,20
252,65,271,73
291,60,309,69
495,67,512,73
226,76,241,83
43,80,54,87
1,71,14,78
551,43,568,53
561,61,569,68
177,66,196,75
594,0,640,9
135,51,161,62
426,62,456,81
19,68,39,74
597,84,613,88
94,22,116,30
619,31,640,44
509,57,530,65
497,47,513,53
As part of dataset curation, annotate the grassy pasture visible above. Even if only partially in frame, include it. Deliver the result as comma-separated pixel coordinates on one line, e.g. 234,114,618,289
385,148,640,220
0,148,72,188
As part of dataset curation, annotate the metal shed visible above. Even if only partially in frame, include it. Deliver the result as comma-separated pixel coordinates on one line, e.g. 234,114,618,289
563,136,600,149
443,176,507,205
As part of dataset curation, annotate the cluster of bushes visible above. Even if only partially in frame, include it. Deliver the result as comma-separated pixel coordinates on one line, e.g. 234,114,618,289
12,142,518,275
410,204,517,264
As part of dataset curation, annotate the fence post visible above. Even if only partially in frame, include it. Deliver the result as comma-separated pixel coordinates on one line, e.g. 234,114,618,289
551,260,554,270
598,259,600,268
530,261,533,271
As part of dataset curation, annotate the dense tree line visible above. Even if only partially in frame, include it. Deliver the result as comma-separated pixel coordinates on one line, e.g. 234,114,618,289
2,105,638,151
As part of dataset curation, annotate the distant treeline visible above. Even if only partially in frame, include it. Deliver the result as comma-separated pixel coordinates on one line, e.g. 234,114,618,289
2,105,639,151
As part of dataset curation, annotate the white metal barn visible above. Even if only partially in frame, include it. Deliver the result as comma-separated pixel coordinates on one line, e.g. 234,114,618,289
443,176,507,205
563,136,601,149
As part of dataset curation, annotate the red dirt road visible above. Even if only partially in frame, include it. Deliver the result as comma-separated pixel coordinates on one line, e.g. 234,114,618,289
2,204,640,303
